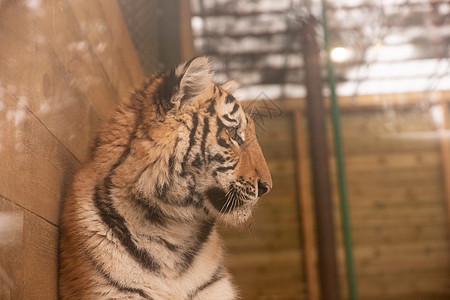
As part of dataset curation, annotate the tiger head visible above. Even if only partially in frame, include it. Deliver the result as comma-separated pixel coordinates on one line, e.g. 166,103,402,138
139,57,272,225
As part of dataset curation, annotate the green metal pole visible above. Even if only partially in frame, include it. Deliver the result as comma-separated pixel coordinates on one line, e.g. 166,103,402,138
320,1,359,300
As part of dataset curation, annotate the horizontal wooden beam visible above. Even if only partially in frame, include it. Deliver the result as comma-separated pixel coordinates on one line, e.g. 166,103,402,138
191,0,447,17
242,90,450,112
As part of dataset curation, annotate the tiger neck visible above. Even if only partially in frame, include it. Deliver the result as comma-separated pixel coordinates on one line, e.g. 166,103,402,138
119,187,216,239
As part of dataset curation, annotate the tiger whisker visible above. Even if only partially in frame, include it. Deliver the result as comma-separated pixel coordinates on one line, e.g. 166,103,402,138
223,190,235,214
219,188,234,215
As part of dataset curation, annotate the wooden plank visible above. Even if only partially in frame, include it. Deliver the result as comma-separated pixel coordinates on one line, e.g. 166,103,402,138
24,206,59,299
223,227,305,252
358,271,450,300
33,0,120,120
229,270,305,293
227,249,303,271
352,225,449,245
293,111,320,300
0,196,58,299
277,90,450,112
0,197,24,300
345,167,443,185
79,0,144,92
345,152,441,171
0,95,79,224
349,183,443,199
96,0,144,85
0,3,102,161
67,0,138,99
179,0,195,61
437,99,450,236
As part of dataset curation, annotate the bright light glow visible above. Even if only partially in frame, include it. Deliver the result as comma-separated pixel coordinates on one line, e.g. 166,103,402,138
331,47,349,63
191,17,204,35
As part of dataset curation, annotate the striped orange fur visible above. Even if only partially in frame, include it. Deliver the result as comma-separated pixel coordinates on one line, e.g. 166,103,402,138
59,57,272,299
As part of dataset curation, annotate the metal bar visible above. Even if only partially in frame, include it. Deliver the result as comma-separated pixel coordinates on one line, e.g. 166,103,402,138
320,1,359,299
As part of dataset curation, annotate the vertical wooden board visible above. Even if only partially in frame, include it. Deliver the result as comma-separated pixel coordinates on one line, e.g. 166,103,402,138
97,0,145,84
179,0,195,61
0,197,58,300
294,110,320,300
0,95,79,224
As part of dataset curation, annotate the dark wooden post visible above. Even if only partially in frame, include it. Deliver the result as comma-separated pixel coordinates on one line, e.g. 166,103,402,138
301,15,341,300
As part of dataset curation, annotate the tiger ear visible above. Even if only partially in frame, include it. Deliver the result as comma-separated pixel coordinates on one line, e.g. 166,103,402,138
175,56,213,104
220,80,239,94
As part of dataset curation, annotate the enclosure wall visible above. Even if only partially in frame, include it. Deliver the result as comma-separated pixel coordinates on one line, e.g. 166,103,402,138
0,1,143,298
222,100,450,299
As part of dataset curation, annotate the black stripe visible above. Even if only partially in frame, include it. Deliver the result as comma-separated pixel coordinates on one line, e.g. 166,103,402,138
155,70,179,114
222,114,237,123
205,186,244,212
85,249,153,299
215,161,238,173
208,153,226,164
207,99,216,116
186,183,203,208
216,117,226,138
192,154,202,169
225,94,235,104
230,103,239,115
201,117,210,159
93,144,160,273
155,182,169,199
168,155,175,175
188,266,224,299
92,84,161,274
177,220,214,274
130,192,168,226
94,184,161,273
217,138,230,149
181,113,199,176
147,236,179,252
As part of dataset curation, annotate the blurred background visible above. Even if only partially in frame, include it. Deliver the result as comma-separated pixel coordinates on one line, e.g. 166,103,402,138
0,0,449,299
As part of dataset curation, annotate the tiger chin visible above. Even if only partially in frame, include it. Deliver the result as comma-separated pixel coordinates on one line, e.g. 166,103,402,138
59,56,272,300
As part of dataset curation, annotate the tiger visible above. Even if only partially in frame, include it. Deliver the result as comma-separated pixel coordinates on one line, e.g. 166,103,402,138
58,56,272,300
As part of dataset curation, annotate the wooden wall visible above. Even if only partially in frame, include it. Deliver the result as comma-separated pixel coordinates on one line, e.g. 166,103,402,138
337,106,450,300
0,0,143,298
221,100,450,299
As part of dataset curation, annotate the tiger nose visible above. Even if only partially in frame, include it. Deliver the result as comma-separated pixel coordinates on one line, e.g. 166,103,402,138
257,180,271,197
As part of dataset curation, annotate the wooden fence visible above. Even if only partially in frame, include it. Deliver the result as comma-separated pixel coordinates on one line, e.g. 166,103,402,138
222,96,450,299
0,1,143,298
